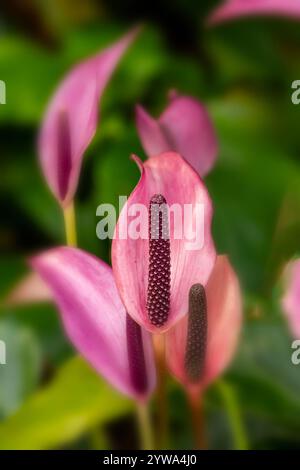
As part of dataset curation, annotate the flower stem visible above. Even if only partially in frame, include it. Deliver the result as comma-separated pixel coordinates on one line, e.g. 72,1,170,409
153,334,168,449
136,402,154,450
216,379,249,450
187,389,206,449
63,201,77,247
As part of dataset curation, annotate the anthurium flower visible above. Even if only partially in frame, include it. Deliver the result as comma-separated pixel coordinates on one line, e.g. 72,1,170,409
39,28,138,207
112,151,216,334
135,93,218,177
282,259,300,338
207,0,300,26
166,256,242,392
31,247,156,401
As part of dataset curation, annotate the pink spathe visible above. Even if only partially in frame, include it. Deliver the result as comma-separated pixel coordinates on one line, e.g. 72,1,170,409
112,152,216,334
207,0,300,26
31,247,155,401
39,28,138,207
166,256,242,392
136,93,218,177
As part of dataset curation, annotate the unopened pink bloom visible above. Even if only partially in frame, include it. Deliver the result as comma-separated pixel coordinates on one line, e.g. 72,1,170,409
207,0,300,26
112,151,216,334
282,259,300,338
39,28,138,207
31,247,155,401
136,93,218,177
166,256,242,392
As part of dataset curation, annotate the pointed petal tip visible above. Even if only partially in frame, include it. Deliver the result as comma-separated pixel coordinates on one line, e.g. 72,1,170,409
130,153,145,174
127,23,144,41
135,104,157,132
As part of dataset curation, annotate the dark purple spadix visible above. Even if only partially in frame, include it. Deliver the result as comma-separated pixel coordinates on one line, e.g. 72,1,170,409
146,194,171,327
126,314,148,394
184,283,207,382
57,111,72,201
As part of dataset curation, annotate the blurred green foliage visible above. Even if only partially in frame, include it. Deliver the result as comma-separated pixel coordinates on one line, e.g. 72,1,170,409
0,357,133,450
1,0,300,450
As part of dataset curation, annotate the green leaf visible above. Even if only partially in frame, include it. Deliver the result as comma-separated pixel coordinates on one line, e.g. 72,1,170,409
227,318,300,447
0,356,133,449
0,319,41,419
207,20,300,85
207,91,300,293
1,302,72,366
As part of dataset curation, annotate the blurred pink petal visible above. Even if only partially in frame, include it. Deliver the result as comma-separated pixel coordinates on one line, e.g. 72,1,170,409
282,259,300,338
136,94,218,177
166,256,242,392
4,272,52,306
112,152,216,333
207,0,300,26
31,247,155,401
39,28,138,207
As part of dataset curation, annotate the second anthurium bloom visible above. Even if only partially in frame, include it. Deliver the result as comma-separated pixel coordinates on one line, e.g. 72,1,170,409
136,92,218,178
31,247,155,401
112,151,216,333
166,255,242,392
39,28,138,207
